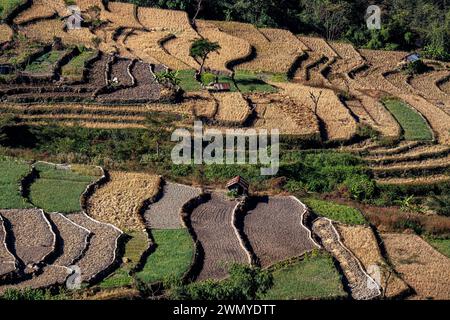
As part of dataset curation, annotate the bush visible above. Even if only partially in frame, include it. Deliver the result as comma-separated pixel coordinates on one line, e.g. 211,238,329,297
1,288,51,300
170,264,273,300
343,175,376,201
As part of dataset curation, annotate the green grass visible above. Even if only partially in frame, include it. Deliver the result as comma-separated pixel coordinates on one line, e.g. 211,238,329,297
177,70,203,92
0,157,32,209
382,98,433,141
61,50,96,79
303,198,367,225
25,50,66,74
234,71,277,93
29,162,97,213
136,229,193,285
263,251,346,300
426,237,450,258
0,0,25,19
100,231,149,289
176,69,277,93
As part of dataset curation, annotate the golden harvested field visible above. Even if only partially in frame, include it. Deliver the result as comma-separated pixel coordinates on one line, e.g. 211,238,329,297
24,121,147,129
13,0,62,25
100,2,141,29
213,92,250,125
188,91,217,119
409,70,450,101
87,171,161,231
299,36,338,59
196,20,251,72
371,154,450,172
381,233,450,300
76,0,104,11
18,114,147,122
251,93,320,137
210,21,303,73
376,174,450,186
138,7,192,32
275,82,357,141
336,224,409,298
125,30,190,69
163,32,200,69
21,19,95,47
328,41,364,74
0,24,13,43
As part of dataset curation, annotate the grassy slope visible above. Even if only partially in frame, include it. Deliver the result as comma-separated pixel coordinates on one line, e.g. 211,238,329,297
427,237,450,258
25,51,66,74
0,0,25,19
61,50,96,79
382,99,433,141
303,198,367,225
100,231,149,289
0,158,32,209
136,229,193,284
29,163,97,213
263,252,346,300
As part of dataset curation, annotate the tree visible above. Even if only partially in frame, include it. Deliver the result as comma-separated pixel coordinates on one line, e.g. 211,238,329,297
154,70,181,87
191,0,203,24
309,90,322,116
189,38,220,79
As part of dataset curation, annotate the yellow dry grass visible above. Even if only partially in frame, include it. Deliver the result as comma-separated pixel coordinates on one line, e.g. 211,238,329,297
274,82,357,141
381,233,450,300
99,2,141,29
0,24,13,43
252,93,319,137
336,224,409,298
125,30,189,68
21,19,95,47
187,91,217,119
210,21,304,73
196,20,251,72
87,171,161,231
299,36,338,58
213,92,249,124
76,0,103,11
376,174,450,186
25,121,147,129
137,7,192,32
13,0,61,25
18,114,147,122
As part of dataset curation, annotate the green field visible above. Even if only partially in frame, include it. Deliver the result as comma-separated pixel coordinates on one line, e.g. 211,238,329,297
0,158,32,209
0,0,25,19
25,50,66,74
303,198,367,225
136,229,194,285
382,99,433,141
234,71,278,93
29,162,98,213
427,237,450,258
100,231,149,289
263,252,346,300
61,50,96,80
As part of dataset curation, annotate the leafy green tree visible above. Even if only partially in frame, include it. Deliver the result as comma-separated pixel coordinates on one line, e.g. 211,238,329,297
189,38,221,79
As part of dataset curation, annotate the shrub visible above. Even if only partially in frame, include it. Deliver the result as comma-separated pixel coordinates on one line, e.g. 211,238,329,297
1,288,51,300
343,175,376,201
170,264,273,300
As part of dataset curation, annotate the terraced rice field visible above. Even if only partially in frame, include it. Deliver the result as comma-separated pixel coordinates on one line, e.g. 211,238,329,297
190,192,249,281
382,99,433,141
336,224,409,298
381,233,450,300
30,162,100,213
0,215,16,280
144,182,201,229
210,21,303,74
312,218,380,300
99,2,141,29
0,209,55,269
196,20,251,73
275,82,357,141
364,144,450,164
0,158,32,209
213,92,250,125
263,252,346,300
136,229,194,284
251,93,320,138
66,212,122,283
0,0,26,20
13,0,65,25
61,50,97,81
87,171,161,231
242,196,318,267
